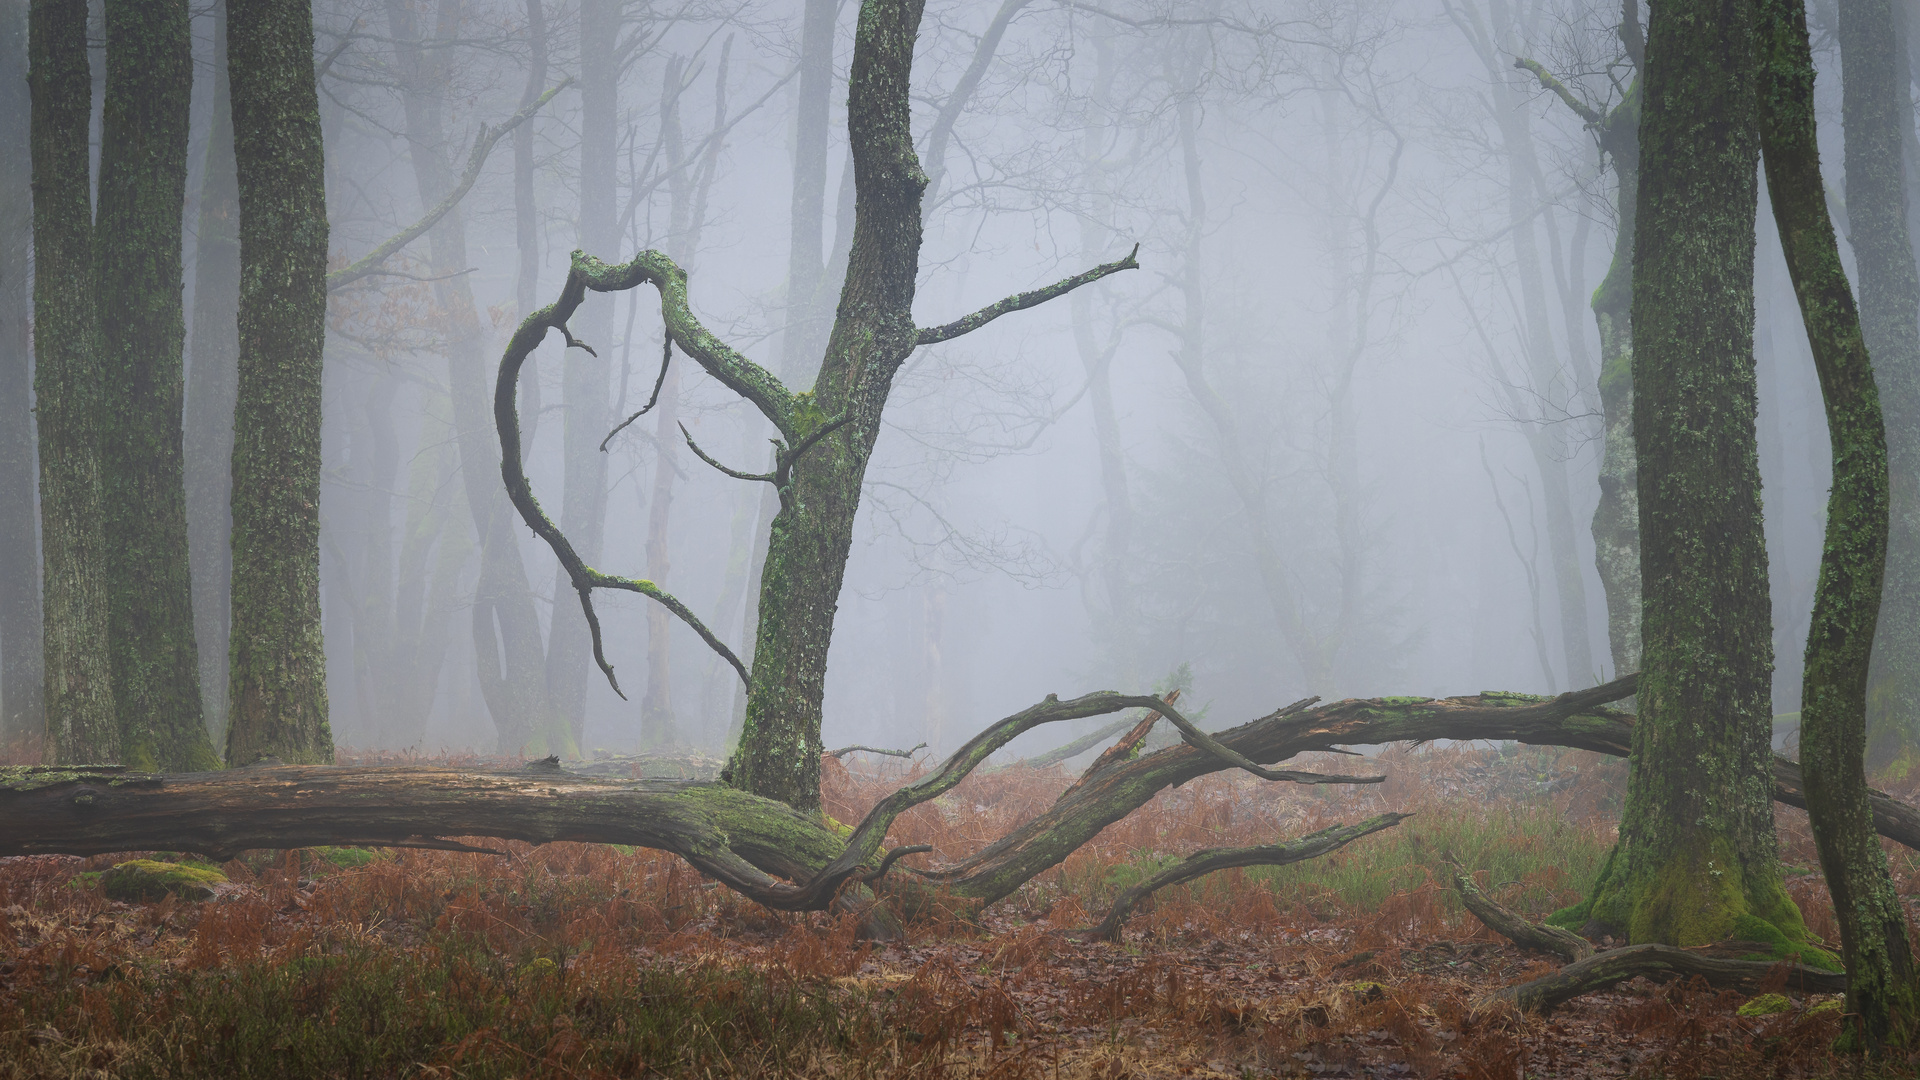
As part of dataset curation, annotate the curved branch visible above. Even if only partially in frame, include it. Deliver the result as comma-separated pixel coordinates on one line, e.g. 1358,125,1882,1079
1513,57,1603,126
496,257,757,693
1152,695,1386,785
1447,860,1590,962
328,80,569,291
916,245,1142,345
1079,815,1409,942
772,411,855,487
830,743,927,759
599,334,674,452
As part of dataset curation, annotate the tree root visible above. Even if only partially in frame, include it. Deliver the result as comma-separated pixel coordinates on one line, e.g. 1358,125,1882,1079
1497,943,1847,1015
1077,814,1409,942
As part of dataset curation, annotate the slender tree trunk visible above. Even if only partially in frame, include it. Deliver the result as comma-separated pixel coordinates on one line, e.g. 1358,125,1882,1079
1763,0,1920,1048
1592,82,1642,683
512,0,545,456
547,0,617,754
223,0,332,766
1843,0,1920,770
183,2,239,749
28,0,115,765
386,0,554,757
0,0,44,758
94,0,217,771
1565,0,1814,954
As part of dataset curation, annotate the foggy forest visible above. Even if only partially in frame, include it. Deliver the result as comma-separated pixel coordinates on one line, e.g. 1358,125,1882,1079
7,0,1920,1074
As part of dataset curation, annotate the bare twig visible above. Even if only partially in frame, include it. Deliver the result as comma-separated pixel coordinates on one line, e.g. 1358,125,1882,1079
600,334,674,452
679,423,774,484
829,743,927,759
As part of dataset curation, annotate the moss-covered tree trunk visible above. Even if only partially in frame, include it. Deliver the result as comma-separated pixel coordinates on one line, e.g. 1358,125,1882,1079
1841,0,1920,771
183,3,240,750
726,0,931,809
93,0,219,772
221,0,331,766
0,0,45,756
1567,0,1815,955
1590,79,1642,681
1759,0,1920,1046
29,0,117,765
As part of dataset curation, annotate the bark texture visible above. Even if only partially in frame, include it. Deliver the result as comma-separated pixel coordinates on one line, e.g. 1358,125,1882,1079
1844,0,1920,770
1760,0,1920,1046
224,0,332,766
29,0,117,765
183,4,240,749
95,0,218,771
0,0,44,755
1574,0,1806,952
1499,943,1847,1016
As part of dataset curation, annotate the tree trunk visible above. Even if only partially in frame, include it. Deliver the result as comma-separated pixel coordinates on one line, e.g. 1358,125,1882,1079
28,0,116,765
183,2,240,750
0,0,44,758
547,0,618,756
1571,0,1810,954
1844,0,1920,771
94,0,218,772
1761,0,1920,1046
725,0,931,810
223,0,332,767
386,0,556,758
1590,81,1642,683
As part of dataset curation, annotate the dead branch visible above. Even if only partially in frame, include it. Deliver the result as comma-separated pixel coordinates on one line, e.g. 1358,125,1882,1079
829,743,927,759
1446,860,1590,962
916,244,1141,345
1079,814,1410,942
328,81,568,291
599,335,673,452
1498,943,1846,1015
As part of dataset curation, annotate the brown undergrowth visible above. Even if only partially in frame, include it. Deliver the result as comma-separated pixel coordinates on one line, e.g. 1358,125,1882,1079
1,742,1916,1078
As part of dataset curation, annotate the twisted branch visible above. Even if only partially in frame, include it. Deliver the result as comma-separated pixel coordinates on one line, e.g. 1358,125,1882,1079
599,334,674,452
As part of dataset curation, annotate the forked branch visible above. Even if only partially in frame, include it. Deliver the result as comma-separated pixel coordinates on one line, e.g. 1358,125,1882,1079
916,244,1142,346
329,81,569,291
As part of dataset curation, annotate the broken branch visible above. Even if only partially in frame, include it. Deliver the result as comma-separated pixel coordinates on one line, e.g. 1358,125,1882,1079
1499,944,1846,1015
1080,814,1409,942
829,743,927,759
1446,859,1590,962
599,334,674,452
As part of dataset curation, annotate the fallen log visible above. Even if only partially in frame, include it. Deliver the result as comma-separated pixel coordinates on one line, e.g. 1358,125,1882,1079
1498,943,1847,1015
1078,814,1409,942
1446,860,1590,962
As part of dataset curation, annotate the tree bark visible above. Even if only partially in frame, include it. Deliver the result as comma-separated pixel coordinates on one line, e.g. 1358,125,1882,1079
183,3,240,750
0,0,44,757
1842,0,1920,771
28,0,116,765
94,0,219,771
1760,0,1920,1046
1573,0,1805,952
1499,943,1847,1016
223,0,332,766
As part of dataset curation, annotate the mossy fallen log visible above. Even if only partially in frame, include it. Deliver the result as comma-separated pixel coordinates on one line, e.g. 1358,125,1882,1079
1498,943,1847,1015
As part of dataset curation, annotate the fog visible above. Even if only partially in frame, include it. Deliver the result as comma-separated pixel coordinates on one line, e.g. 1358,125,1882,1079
159,0,1833,760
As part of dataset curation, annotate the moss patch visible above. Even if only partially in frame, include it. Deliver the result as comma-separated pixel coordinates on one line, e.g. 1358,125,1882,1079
1737,993,1793,1017
97,859,227,902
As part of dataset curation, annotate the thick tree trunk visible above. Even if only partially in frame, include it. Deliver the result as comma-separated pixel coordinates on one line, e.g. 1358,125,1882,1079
95,0,218,771
183,4,239,750
0,0,44,757
1760,0,1920,1047
725,0,932,809
28,0,116,765
1573,0,1808,952
223,0,332,766
1844,0,1920,771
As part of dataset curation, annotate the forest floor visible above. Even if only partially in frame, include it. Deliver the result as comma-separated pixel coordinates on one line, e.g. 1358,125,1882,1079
3,741,1919,1079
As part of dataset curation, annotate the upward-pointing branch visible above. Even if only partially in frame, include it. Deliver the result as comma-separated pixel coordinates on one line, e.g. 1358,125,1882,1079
916,245,1141,345
328,81,570,291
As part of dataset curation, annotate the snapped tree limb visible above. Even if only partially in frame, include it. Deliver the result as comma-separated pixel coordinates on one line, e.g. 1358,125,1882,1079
1446,859,1591,962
